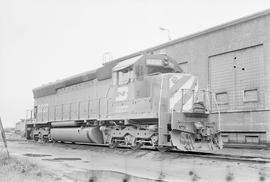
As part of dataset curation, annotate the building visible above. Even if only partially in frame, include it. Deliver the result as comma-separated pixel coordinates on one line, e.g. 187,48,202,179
106,9,270,145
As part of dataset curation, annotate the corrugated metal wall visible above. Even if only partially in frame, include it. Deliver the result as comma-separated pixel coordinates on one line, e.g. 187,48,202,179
209,45,265,112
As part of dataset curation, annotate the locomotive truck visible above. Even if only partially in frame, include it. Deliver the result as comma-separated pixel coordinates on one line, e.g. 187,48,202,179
26,54,223,152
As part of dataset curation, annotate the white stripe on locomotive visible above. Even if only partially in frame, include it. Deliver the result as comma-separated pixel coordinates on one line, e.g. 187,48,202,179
169,75,199,112
182,79,199,112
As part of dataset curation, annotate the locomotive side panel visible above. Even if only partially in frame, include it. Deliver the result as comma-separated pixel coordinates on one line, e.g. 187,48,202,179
34,78,102,123
96,78,112,119
62,103,70,120
89,99,99,119
96,78,112,99
79,101,89,120
34,94,55,123
49,104,55,121
55,104,62,121
52,79,99,122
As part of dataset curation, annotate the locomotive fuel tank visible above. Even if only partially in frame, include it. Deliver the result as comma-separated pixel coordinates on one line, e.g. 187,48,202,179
51,127,104,144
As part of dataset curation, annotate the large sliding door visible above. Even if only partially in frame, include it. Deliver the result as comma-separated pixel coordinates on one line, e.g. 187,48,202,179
209,45,265,111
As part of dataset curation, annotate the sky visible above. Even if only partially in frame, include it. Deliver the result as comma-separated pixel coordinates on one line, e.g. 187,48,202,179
0,0,270,127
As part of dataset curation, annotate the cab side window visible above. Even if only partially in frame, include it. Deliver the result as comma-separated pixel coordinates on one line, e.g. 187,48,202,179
118,69,129,85
135,65,144,80
113,67,134,85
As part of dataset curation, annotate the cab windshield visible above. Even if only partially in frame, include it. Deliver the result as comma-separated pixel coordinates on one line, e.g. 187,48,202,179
147,66,174,75
146,58,175,75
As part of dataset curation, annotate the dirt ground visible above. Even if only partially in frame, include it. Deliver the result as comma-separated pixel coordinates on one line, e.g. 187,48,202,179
1,139,269,182
0,152,60,182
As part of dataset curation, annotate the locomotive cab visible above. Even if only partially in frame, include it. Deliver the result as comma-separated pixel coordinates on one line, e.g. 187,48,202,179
110,54,183,117
111,54,183,98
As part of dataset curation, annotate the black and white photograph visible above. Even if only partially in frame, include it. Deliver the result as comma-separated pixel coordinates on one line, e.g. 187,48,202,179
0,0,270,181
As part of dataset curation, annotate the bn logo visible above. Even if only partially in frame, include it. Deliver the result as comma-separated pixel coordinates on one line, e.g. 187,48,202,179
115,86,128,101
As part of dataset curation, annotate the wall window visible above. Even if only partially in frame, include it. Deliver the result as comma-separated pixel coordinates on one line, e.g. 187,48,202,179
216,92,228,105
243,89,258,102
245,135,259,143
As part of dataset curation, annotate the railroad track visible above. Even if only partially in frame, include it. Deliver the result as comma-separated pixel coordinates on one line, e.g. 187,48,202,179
8,134,270,163
12,138,269,164
224,143,269,150
30,140,270,164
170,150,270,164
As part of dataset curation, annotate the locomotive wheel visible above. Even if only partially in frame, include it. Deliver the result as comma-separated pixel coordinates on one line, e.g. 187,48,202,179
109,142,118,149
150,134,158,147
38,132,44,144
108,138,119,149
28,129,34,140
130,139,143,151
51,139,57,144
33,135,39,142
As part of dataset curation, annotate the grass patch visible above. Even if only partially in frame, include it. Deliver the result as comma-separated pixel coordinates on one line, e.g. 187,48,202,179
0,153,59,182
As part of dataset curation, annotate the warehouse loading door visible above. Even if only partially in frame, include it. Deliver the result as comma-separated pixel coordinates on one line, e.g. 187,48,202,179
209,52,234,111
209,45,264,112
234,45,265,110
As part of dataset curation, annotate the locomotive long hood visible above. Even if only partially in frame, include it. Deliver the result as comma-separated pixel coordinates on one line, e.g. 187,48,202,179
32,69,97,98
32,54,182,98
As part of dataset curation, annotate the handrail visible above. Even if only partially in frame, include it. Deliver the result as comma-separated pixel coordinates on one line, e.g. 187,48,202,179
158,75,165,144
158,75,165,118
176,88,215,114
213,92,221,131
170,88,221,132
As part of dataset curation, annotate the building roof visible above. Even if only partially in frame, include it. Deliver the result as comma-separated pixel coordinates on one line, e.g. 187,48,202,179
104,9,270,66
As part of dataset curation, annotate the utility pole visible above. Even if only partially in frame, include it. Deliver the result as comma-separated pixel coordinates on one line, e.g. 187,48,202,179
0,117,9,158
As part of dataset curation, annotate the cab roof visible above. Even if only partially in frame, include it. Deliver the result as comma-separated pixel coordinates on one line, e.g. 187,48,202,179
112,55,142,72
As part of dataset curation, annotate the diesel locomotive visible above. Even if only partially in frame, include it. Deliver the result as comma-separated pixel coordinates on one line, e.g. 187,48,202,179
26,54,223,152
